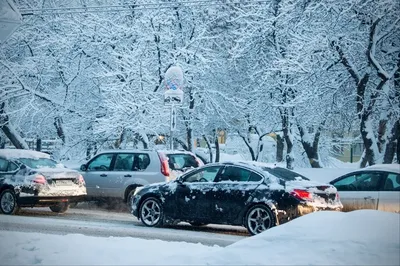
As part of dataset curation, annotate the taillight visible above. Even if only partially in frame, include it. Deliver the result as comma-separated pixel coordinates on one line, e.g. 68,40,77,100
33,175,47,184
77,174,85,185
290,189,312,201
195,157,204,167
158,152,170,177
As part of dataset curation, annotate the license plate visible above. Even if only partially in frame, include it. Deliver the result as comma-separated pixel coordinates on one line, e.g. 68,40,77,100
55,180,73,186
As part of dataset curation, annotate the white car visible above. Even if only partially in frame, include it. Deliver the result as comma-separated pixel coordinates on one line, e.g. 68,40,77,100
0,149,87,215
329,164,400,213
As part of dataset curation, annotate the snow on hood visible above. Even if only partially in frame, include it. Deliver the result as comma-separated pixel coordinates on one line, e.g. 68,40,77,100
0,149,50,160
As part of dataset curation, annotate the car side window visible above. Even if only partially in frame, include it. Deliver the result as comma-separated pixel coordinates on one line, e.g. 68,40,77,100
167,154,198,170
218,166,255,182
0,158,8,172
382,173,400,191
114,153,134,171
87,154,114,171
7,162,18,172
183,166,221,183
133,154,151,171
333,172,382,191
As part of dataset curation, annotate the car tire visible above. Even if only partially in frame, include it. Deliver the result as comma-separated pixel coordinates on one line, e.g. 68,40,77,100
189,222,208,227
245,204,276,235
139,197,164,227
126,188,138,210
49,202,70,213
0,189,19,215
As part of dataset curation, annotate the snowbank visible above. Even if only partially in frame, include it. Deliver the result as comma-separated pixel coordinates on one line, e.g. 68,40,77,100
0,210,398,265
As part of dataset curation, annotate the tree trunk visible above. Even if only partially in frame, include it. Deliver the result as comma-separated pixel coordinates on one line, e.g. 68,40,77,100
36,138,42,151
383,120,400,163
203,135,213,163
281,109,294,169
297,123,323,168
0,103,29,149
214,135,220,162
360,117,379,167
276,134,284,162
186,127,193,152
54,116,66,144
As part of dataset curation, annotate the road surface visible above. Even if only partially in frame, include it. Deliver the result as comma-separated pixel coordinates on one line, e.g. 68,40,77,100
0,206,248,247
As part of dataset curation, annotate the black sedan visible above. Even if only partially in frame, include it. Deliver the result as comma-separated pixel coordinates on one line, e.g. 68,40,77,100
131,161,343,235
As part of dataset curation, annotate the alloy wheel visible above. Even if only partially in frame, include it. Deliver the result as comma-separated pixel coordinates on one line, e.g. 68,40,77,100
247,206,273,235
140,198,162,226
1,190,16,214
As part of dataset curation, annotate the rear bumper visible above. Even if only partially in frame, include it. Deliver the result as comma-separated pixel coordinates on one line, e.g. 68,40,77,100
17,195,86,207
278,204,342,224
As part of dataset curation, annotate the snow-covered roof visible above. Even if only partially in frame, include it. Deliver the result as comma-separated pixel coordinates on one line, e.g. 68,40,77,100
0,149,51,160
364,164,400,174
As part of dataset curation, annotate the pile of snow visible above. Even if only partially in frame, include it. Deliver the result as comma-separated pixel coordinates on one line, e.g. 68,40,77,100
0,210,398,265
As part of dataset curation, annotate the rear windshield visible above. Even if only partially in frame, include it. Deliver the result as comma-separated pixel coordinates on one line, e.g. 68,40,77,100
263,167,309,181
18,158,58,169
166,154,199,171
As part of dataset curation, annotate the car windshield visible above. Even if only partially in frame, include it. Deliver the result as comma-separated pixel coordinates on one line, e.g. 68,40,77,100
18,158,58,169
262,167,309,182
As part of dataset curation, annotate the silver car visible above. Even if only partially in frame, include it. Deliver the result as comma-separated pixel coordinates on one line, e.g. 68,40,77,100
329,164,400,213
80,149,203,203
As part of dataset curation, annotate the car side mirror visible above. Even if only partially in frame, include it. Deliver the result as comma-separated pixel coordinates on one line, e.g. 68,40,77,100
80,164,87,171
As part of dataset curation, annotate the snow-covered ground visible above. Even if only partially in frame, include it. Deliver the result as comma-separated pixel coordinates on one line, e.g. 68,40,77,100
1,210,399,265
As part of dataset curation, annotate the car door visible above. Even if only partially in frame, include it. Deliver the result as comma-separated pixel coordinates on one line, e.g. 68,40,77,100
331,171,383,211
99,153,135,198
174,165,223,222
211,166,262,224
81,153,115,197
378,172,400,213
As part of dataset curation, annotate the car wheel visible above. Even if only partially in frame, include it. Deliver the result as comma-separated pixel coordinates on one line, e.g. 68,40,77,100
245,204,276,235
0,189,19,215
126,188,138,210
139,197,164,227
49,203,70,213
189,222,208,227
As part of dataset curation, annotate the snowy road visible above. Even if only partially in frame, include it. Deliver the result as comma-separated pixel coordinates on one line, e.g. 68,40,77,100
0,207,248,247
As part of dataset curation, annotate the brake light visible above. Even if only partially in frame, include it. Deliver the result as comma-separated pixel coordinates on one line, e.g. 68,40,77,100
290,189,312,201
33,175,46,184
195,157,204,167
78,174,85,185
158,152,170,177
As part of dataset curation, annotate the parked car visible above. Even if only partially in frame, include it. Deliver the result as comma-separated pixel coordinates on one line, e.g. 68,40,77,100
131,161,342,235
80,149,203,204
0,149,87,215
329,164,400,213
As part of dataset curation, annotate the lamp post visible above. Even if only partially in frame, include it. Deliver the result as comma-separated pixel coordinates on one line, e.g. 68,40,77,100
164,66,184,150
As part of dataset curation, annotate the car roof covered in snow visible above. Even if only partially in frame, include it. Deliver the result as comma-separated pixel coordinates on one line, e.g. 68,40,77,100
364,164,400,174
0,149,51,160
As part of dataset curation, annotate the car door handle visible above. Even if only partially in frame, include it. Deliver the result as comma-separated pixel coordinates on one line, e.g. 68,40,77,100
124,174,132,177
364,196,372,200
100,174,107,177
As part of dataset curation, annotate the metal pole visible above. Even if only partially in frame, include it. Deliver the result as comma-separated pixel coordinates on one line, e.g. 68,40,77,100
170,105,173,150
